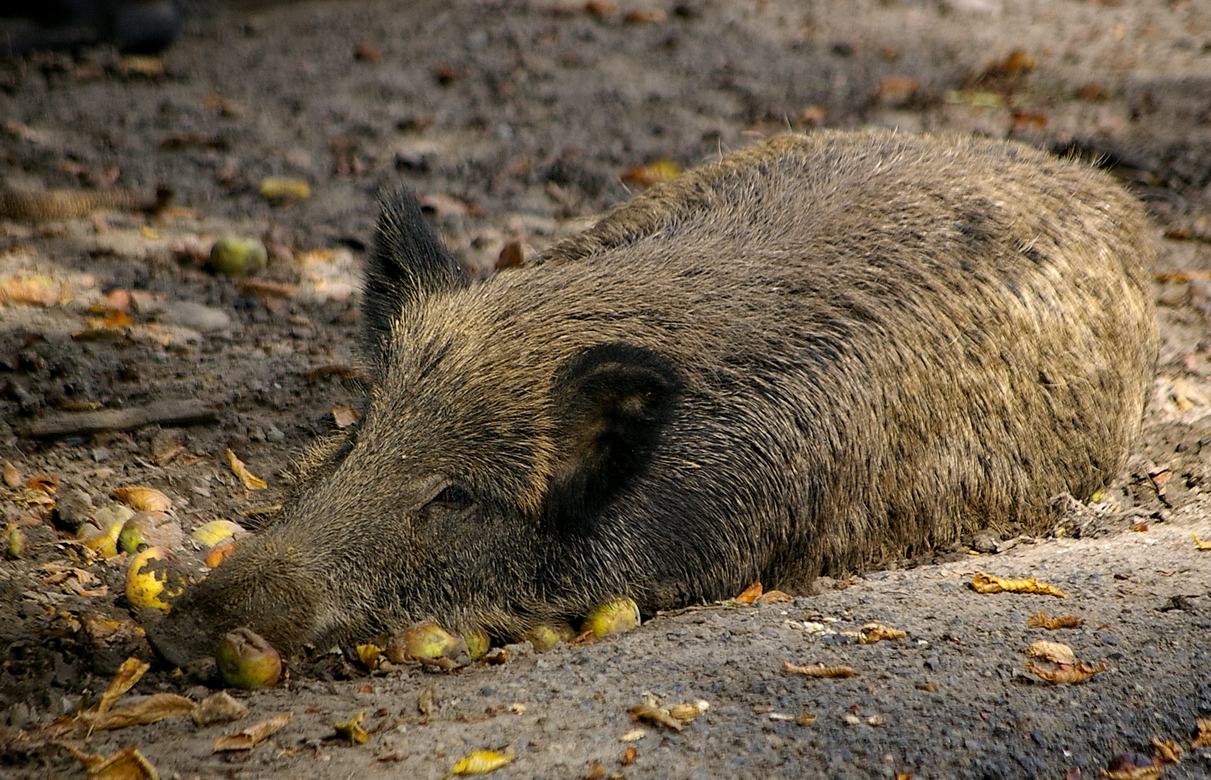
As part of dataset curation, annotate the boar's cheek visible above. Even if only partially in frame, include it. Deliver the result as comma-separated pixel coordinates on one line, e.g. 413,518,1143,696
545,342,682,533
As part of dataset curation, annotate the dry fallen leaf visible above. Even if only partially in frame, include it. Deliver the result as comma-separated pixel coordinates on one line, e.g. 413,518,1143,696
449,748,516,775
1192,717,1211,748
191,691,249,726
1026,661,1107,685
734,581,763,604
2,460,20,488
67,744,159,780
0,275,63,306
1099,763,1161,780
226,448,267,490
858,623,907,644
783,661,857,678
970,572,1067,598
1193,533,1211,551
98,657,150,713
82,693,196,731
112,486,173,512
628,703,684,732
1027,640,1077,665
1150,737,1182,764
667,700,710,722
1026,611,1085,630
333,710,370,744
214,713,292,752
619,729,646,742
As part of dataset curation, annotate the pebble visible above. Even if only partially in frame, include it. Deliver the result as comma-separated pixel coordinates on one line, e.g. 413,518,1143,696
154,301,232,332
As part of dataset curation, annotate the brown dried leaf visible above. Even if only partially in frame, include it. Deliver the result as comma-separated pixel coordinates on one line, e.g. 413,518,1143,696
859,623,907,643
1192,717,1211,748
25,474,59,494
112,486,173,512
1150,737,1183,764
1026,611,1085,630
734,581,763,604
628,703,684,731
191,691,249,726
1026,662,1106,684
83,746,159,780
783,661,857,678
98,657,150,713
3,460,20,488
970,572,1067,598
1026,640,1077,665
332,404,360,429
213,713,291,752
667,700,710,722
83,693,196,730
225,448,267,490
758,589,793,605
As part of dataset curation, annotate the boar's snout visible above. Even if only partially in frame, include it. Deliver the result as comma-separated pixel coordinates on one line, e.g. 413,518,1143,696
148,533,332,668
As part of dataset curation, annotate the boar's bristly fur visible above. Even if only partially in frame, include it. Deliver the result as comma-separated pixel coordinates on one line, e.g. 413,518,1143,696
150,130,1157,668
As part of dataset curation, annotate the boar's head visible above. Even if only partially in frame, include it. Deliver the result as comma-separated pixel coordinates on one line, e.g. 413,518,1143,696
149,189,684,668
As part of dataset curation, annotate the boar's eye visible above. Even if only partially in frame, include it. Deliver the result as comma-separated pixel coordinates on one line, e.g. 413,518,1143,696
425,483,475,512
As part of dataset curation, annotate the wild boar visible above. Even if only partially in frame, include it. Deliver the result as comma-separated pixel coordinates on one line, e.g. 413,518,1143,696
150,130,1157,667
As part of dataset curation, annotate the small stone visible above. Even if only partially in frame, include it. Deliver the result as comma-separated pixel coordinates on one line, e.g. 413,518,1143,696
155,301,232,332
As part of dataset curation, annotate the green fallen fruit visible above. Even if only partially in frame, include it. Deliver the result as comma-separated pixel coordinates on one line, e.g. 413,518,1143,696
523,622,575,652
216,627,282,689
208,237,268,277
584,596,641,637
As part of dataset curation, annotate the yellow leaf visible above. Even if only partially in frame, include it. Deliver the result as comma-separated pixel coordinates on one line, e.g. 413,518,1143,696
226,449,267,490
970,572,1067,598
97,657,150,713
449,748,516,775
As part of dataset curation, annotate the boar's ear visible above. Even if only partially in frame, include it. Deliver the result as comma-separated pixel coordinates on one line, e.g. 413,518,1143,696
362,187,467,363
546,343,682,531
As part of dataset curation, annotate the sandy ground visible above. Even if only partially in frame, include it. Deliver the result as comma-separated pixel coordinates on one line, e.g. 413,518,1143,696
2,0,1211,778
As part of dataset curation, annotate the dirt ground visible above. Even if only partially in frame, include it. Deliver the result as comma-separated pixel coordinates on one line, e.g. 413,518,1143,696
2,0,1211,778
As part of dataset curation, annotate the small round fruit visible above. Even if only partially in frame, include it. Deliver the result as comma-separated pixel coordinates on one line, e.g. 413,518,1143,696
401,621,461,662
584,596,641,637
523,622,575,652
208,237,267,277
216,627,282,689
464,628,491,661
191,519,245,548
125,546,189,611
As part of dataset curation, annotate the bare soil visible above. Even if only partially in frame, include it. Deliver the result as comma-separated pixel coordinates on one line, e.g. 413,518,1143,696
2,1,1211,778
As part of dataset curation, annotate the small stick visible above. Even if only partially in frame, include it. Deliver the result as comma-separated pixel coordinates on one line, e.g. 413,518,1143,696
16,399,217,439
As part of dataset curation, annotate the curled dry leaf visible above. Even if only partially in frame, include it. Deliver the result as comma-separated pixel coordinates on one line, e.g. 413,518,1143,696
628,703,684,732
734,581,763,604
2,460,21,487
82,693,196,731
1026,640,1077,665
1192,717,1211,748
783,661,857,678
1026,611,1085,630
758,589,793,605
1099,761,1161,780
1149,737,1183,764
449,748,516,775
68,745,159,780
858,623,907,643
333,710,370,744
191,691,249,726
213,713,292,752
970,572,1067,598
111,486,173,512
1193,533,1211,551
98,657,150,713
667,700,710,722
226,448,267,490
1026,661,1107,684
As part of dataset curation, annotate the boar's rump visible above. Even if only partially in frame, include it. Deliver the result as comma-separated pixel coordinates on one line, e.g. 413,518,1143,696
150,130,1157,668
